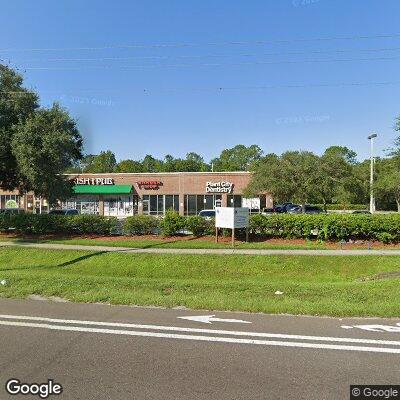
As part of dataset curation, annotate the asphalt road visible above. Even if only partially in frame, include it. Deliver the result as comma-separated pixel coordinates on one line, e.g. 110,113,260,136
2,241,400,255
0,299,399,400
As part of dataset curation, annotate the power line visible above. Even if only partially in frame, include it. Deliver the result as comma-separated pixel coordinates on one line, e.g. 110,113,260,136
6,46,400,63
14,55,400,71
2,80,400,96
1,33,400,53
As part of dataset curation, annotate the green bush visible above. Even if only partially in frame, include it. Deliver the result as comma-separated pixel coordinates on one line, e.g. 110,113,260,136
123,215,159,235
63,215,119,235
160,210,185,236
0,213,118,235
249,213,400,242
185,216,207,237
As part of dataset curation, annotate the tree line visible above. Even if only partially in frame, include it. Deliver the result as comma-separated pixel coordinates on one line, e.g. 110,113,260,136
67,144,264,174
1,64,399,210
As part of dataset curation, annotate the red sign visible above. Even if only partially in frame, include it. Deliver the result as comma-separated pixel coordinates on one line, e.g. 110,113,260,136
137,181,163,190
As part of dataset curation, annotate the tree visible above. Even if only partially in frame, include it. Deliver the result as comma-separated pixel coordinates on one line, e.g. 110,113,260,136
0,65,83,203
142,155,163,172
313,151,354,211
116,159,143,173
376,157,400,211
245,151,319,204
85,150,117,173
12,104,83,203
324,146,357,165
0,65,39,190
211,145,263,171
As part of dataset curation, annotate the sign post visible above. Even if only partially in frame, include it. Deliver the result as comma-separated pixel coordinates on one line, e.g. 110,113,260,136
215,207,250,247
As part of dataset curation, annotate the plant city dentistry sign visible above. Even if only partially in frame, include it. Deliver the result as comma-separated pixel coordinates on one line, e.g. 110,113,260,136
74,177,114,185
206,181,234,194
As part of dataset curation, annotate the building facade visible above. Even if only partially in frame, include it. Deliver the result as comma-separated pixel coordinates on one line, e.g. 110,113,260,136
0,172,272,217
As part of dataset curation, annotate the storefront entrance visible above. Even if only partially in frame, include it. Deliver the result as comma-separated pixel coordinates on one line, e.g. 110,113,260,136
104,195,138,217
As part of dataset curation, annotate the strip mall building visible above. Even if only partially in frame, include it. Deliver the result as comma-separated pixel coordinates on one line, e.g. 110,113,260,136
0,172,272,217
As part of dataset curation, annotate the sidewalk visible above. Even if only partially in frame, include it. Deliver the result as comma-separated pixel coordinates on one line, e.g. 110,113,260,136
1,241,400,256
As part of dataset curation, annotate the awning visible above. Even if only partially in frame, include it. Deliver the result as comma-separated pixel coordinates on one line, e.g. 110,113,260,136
72,185,133,195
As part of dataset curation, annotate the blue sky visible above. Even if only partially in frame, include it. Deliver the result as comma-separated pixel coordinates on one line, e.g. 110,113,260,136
1,0,399,162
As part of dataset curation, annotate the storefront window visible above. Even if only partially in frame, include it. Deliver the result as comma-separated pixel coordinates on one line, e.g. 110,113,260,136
143,195,179,216
62,196,99,215
184,195,222,215
0,194,22,209
104,195,138,217
227,195,242,208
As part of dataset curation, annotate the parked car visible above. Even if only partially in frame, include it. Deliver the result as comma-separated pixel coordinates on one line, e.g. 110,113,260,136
198,209,216,219
274,203,298,213
49,209,79,216
0,208,25,215
288,205,324,214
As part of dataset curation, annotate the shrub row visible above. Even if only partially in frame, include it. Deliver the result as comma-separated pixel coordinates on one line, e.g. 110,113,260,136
123,211,215,237
249,214,400,243
1,212,400,242
0,214,119,235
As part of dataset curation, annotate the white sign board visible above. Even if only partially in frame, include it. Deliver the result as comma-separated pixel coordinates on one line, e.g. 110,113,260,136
215,207,249,229
242,197,260,210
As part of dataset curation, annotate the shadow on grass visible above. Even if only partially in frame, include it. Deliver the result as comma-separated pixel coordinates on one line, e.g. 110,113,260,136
140,235,202,249
0,251,109,272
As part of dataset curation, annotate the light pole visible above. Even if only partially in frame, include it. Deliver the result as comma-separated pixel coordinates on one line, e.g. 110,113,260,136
368,133,377,213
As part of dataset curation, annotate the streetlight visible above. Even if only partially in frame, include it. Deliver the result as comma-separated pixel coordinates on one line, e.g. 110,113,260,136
367,133,377,213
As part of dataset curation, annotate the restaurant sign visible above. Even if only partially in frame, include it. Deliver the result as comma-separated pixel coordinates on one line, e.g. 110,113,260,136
206,181,234,194
137,181,163,190
74,177,114,185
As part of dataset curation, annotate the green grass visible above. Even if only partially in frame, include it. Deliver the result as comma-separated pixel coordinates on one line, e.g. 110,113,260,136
0,236,336,250
0,247,399,317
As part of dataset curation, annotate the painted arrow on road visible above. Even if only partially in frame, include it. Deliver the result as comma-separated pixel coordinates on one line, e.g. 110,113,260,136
178,315,251,325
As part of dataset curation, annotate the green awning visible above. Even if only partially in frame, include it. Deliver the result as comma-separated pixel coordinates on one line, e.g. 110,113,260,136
73,185,133,195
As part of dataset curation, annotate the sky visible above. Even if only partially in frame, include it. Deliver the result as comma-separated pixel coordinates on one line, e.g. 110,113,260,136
1,0,400,162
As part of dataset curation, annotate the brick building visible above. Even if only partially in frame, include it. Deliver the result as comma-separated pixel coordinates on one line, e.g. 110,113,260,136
0,172,272,217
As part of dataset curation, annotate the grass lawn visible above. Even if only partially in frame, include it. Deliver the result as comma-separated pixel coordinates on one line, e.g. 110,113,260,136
0,235,375,250
0,247,399,317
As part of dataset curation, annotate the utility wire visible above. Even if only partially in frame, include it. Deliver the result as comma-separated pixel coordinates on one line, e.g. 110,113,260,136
1,33,400,52
13,55,400,71
2,80,400,96
6,46,400,63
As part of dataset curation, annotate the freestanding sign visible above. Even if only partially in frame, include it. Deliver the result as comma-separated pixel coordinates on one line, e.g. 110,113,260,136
215,207,249,246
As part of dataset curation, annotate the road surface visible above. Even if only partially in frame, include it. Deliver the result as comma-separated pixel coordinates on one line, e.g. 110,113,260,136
0,299,399,399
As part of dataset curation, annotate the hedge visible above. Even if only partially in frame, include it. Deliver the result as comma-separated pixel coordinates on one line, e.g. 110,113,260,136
249,214,400,243
1,212,400,243
0,214,119,235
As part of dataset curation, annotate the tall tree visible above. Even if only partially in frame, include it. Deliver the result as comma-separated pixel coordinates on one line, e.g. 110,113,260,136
116,159,143,173
12,104,83,203
211,145,263,171
142,154,163,172
85,150,116,173
313,151,354,211
324,146,358,165
245,151,319,204
0,65,83,203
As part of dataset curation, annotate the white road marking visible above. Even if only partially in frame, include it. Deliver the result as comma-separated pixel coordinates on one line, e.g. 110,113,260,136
178,315,251,324
0,320,399,354
0,314,400,350
342,324,400,332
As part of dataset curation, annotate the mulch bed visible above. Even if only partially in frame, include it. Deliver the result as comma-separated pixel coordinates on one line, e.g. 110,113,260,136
1,233,400,249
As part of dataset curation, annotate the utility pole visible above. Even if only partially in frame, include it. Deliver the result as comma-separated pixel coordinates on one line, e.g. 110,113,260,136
368,133,377,213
